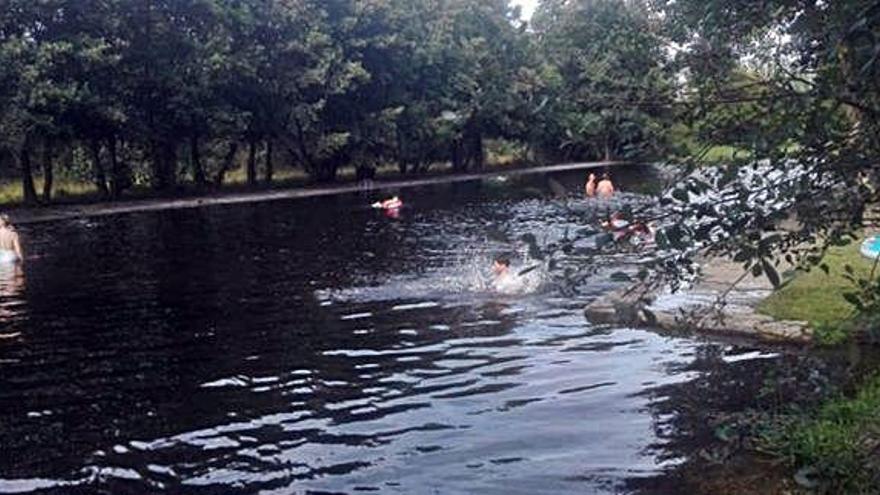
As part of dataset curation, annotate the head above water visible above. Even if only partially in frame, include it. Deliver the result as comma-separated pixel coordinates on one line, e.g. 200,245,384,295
492,256,510,275
0,214,10,228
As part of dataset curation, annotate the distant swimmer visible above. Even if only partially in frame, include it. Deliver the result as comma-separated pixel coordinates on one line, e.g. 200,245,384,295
627,220,656,246
584,172,597,197
0,214,23,263
596,172,615,198
372,196,403,210
602,212,630,241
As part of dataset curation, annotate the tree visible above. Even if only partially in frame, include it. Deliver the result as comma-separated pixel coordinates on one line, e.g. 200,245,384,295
532,0,674,162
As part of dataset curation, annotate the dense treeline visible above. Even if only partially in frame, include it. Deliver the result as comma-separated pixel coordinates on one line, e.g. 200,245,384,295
0,0,674,203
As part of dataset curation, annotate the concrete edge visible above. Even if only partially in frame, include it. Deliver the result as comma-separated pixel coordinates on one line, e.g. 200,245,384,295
7,161,625,225
584,284,812,344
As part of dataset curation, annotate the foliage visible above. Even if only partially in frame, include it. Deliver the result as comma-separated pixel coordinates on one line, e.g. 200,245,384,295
0,0,560,198
759,374,880,493
0,0,677,202
602,0,880,318
531,0,674,162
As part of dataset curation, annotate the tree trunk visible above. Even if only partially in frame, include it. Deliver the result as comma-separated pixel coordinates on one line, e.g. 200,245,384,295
396,130,407,175
214,142,239,186
451,140,465,172
108,136,127,199
90,139,110,198
315,161,338,183
19,139,38,205
247,138,257,186
42,138,54,203
292,117,315,175
472,128,484,170
264,139,273,184
191,133,206,187
151,139,177,191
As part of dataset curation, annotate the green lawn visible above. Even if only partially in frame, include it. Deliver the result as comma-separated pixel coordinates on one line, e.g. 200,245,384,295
757,241,876,330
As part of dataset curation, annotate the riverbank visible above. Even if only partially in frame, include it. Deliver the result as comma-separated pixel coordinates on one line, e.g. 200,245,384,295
585,242,880,492
6,160,621,225
761,372,880,493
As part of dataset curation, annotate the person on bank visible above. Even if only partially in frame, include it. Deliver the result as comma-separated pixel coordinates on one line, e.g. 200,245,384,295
596,172,615,199
0,214,23,263
584,173,597,197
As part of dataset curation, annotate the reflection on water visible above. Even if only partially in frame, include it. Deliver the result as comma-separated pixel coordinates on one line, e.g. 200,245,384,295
0,170,863,494
0,263,24,338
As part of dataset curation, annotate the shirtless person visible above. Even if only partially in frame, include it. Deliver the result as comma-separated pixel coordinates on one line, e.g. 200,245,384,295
584,173,597,197
491,255,517,292
596,172,615,198
0,214,23,263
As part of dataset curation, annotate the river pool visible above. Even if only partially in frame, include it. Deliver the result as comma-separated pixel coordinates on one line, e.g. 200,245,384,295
0,169,859,494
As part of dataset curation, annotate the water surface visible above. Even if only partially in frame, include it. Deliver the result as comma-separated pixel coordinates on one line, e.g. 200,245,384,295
0,170,856,494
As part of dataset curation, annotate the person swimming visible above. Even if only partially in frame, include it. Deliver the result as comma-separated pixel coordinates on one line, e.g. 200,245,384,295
584,173,597,197
0,214,23,263
596,172,615,198
491,255,518,293
372,196,403,210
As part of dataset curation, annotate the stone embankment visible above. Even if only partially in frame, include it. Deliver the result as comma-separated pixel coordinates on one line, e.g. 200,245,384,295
8,161,622,225
585,257,811,343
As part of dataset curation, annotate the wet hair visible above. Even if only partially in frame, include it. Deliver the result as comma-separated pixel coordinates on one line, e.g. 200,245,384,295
494,255,510,267
602,171,611,179
0,214,9,226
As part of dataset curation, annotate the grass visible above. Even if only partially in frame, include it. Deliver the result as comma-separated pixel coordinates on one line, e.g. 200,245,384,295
0,177,99,204
755,239,880,490
757,241,876,333
760,374,880,493
700,145,751,163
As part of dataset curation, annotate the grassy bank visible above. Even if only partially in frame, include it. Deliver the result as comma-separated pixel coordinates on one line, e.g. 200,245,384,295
0,152,528,208
760,374,880,493
757,241,875,343
755,241,880,491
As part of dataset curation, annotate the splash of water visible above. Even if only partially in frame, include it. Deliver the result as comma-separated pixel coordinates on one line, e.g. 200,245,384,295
316,247,549,305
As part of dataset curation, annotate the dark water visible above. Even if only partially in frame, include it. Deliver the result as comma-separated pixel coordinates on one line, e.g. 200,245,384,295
0,170,862,494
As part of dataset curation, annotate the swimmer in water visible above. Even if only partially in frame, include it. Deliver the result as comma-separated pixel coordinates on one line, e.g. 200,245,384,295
627,220,656,245
585,173,597,197
596,172,615,198
0,214,23,263
602,212,631,241
491,255,518,292
372,196,403,209
492,256,510,278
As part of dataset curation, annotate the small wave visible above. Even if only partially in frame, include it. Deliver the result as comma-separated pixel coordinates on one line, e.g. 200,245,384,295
317,251,549,305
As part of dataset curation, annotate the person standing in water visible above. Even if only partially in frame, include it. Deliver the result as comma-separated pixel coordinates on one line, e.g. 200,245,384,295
0,214,23,263
596,171,615,198
584,172,597,197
